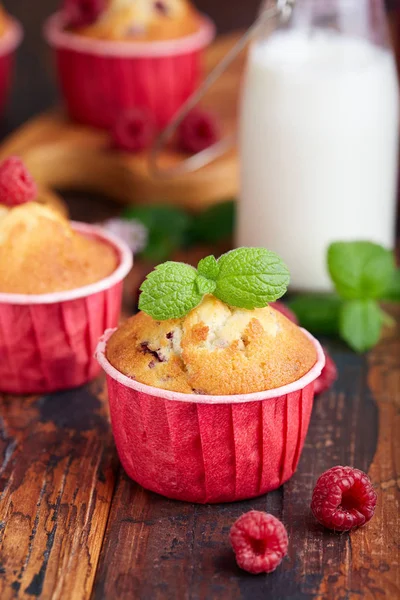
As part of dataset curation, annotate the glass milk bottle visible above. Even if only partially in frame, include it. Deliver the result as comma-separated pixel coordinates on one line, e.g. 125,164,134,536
238,0,399,291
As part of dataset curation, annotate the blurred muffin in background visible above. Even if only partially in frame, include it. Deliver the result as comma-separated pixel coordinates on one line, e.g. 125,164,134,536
44,0,215,129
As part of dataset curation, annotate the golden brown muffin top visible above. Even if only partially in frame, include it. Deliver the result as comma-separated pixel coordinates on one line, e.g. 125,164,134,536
0,203,118,294
106,295,317,395
70,0,200,41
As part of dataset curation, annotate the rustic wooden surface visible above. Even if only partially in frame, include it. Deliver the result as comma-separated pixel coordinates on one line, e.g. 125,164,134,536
0,308,399,600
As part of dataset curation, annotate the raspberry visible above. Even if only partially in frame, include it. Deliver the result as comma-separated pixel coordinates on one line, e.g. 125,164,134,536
178,109,220,154
0,156,38,207
270,301,299,324
112,109,155,153
230,511,288,574
314,348,338,395
63,0,105,29
311,466,377,532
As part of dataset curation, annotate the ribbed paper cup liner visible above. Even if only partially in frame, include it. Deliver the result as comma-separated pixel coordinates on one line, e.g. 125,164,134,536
44,13,216,129
0,19,23,116
96,330,325,504
0,223,133,395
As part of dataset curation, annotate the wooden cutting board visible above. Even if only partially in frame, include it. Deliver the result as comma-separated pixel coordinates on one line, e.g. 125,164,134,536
0,32,245,212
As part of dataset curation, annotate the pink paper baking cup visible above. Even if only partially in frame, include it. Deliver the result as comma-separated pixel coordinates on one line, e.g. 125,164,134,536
96,330,325,504
0,223,132,395
44,13,215,129
0,19,23,116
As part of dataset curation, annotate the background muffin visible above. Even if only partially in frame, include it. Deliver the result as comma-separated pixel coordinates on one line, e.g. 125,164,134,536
107,295,317,395
45,1,215,128
0,203,118,294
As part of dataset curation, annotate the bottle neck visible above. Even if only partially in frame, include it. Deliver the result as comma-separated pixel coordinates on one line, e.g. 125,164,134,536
263,0,390,48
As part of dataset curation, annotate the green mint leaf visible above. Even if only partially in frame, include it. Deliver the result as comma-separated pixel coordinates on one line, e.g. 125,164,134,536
288,294,342,336
214,248,290,309
339,299,383,353
196,275,216,296
123,205,191,262
139,262,202,320
328,241,395,300
197,255,219,280
381,269,400,302
189,200,235,244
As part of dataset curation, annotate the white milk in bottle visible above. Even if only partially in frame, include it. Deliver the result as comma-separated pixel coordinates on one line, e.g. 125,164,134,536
238,1,399,291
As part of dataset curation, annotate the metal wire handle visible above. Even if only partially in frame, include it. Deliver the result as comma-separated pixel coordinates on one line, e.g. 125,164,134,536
149,0,295,180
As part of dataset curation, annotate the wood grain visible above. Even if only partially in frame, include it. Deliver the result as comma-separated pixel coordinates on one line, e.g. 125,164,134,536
0,381,117,600
0,33,245,212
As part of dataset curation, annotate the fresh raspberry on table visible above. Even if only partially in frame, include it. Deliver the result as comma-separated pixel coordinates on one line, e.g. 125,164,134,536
230,511,288,574
63,0,106,29
311,466,377,532
178,109,220,154
0,156,38,207
112,109,155,153
270,301,299,324
314,348,338,395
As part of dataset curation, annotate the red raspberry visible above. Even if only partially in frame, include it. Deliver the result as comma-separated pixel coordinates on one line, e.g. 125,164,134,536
178,109,220,154
112,109,155,153
230,511,288,574
0,156,38,207
314,348,338,395
270,301,299,324
311,466,377,532
63,0,106,29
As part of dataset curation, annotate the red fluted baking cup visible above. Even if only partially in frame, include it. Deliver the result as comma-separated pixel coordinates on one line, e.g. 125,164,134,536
44,13,215,129
0,19,23,116
0,223,132,395
96,330,325,503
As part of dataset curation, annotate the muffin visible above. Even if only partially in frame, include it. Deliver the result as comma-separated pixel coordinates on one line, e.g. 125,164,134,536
0,202,117,294
0,157,133,394
107,295,317,395
44,0,215,129
96,250,325,503
0,5,23,117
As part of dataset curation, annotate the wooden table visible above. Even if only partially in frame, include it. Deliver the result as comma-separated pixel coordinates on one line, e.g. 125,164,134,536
0,1,399,599
0,310,399,600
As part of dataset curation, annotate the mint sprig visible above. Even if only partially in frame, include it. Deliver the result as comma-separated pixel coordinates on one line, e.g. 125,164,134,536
328,241,395,300
139,247,290,320
289,241,399,353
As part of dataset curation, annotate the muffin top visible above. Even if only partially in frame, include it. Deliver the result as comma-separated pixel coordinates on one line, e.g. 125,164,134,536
0,203,118,295
64,0,200,41
106,295,317,395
